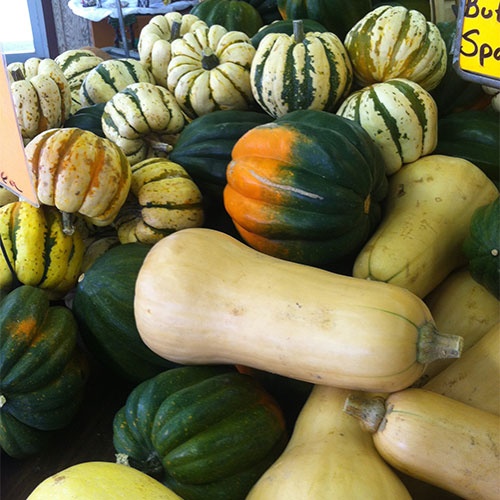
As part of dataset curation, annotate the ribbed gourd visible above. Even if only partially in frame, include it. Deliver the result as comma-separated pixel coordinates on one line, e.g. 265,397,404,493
138,12,207,87
250,20,353,118
344,5,447,91
55,49,104,113
0,202,84,298
7,58,71,144
0,286,88,458
25,128,132,233
115,159,204,245
113,365,287,500
102,82,187,166
337,78,438,175
79,58,155,107
167,24,256,118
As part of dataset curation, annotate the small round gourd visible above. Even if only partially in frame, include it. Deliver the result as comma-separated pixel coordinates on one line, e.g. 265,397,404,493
337,78,438,175
345,5,447,91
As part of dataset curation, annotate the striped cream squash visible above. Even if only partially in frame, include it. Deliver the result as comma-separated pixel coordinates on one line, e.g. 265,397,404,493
250,20,353,118
79,58,155,107
7,58,71,144
337,78,438,175
138,12,207,87
345,6,447,91
55,49,104,114
167,24,256,118
102,82,187,165
115,159,204,244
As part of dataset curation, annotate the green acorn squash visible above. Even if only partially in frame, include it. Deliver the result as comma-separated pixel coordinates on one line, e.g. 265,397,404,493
0,286,88,458
113,365,287,500
223,109,388,266
63,102,106,137
463,197,500,300
244,0,281,24
251,18,327,48
191,0,263,37
72,243,177,382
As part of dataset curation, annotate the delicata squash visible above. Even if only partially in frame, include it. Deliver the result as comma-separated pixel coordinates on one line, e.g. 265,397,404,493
134,228,463,392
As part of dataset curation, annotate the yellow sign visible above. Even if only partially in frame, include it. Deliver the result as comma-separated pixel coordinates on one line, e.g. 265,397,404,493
0,52,38,206
459,0,500,80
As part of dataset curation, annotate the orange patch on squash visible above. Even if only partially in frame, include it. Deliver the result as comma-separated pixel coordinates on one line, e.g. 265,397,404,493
9,317,37,339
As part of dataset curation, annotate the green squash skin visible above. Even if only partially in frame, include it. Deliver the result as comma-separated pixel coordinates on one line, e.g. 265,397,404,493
277,0,372,39
463,197,500,300
63,102,106,137
72,243,177,383
0,286,88,458
430,22,487,117
251,18,328,48
169,110,273,203
434,110,499,187
245,0,281,24
113,366,288,500
372,0,431,19
191,0,263,37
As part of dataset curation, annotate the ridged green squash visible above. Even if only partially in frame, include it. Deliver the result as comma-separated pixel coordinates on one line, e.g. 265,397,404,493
245,0,281,24
430,22,489,117
277,0,372,39
191,0,263,37
434,110,499,187
113,365,287,500
251,18,327,48
169,110,273,202
463,197,500,300
0,286,88,458
63,102,106,137
223,110,388,266
72,243,177,382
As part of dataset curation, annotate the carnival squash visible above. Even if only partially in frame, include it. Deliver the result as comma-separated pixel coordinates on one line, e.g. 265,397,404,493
113,365,287,500
224,110,388,266
134,228,463,392
353,155,499,298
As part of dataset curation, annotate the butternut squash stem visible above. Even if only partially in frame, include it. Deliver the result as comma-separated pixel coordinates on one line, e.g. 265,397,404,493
201,48,220,70
343,394,386,434
170,20,181,41
417,322,463,364
293,19,305,44
62,212,76,236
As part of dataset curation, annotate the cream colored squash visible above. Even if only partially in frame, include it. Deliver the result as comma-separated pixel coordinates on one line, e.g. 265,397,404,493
246,385,411,499
134,228,463,392
345,389,500,500
26,462,184,500
353,155,499,298
424,323,500,415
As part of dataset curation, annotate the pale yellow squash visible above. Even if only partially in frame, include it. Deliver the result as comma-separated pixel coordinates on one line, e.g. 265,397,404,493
353,155,499,298
26,462,183,500
246,385,411,499
424,323,500,415
345,389,500,500
135,228,463,392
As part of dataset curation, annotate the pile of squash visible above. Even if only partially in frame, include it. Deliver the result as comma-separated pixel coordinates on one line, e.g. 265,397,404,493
1,1,499,499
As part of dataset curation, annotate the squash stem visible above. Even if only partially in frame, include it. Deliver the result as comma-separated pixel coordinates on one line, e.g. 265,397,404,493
145,138,174,154
293,20,305,44
417,322,463,365
201,48,220,70
343,394,386,434
10,68,25,82
170,20,181,41
62,212,76,236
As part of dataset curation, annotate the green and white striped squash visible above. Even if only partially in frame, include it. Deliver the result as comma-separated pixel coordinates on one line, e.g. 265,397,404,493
55,49,104,114
79,58,155,107
250,20,352,118
345,5,447,91
102,82,187,165
167,24,256,118
138,12,207,88
337,78,438,175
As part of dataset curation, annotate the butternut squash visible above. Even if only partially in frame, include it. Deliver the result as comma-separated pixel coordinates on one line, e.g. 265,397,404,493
424,323,500,415
134,228,463,392
422,267,499,380
246,385,411,499
344,389,500,500
353,155,499,298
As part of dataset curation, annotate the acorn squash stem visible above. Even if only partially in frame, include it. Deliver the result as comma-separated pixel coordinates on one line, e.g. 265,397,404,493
170,20,181,41
145,137,174,154
201,48,220,70
417,322,463,364
293,20,305,44
62,212,75,236
343,394,386,433
10,68,25,81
